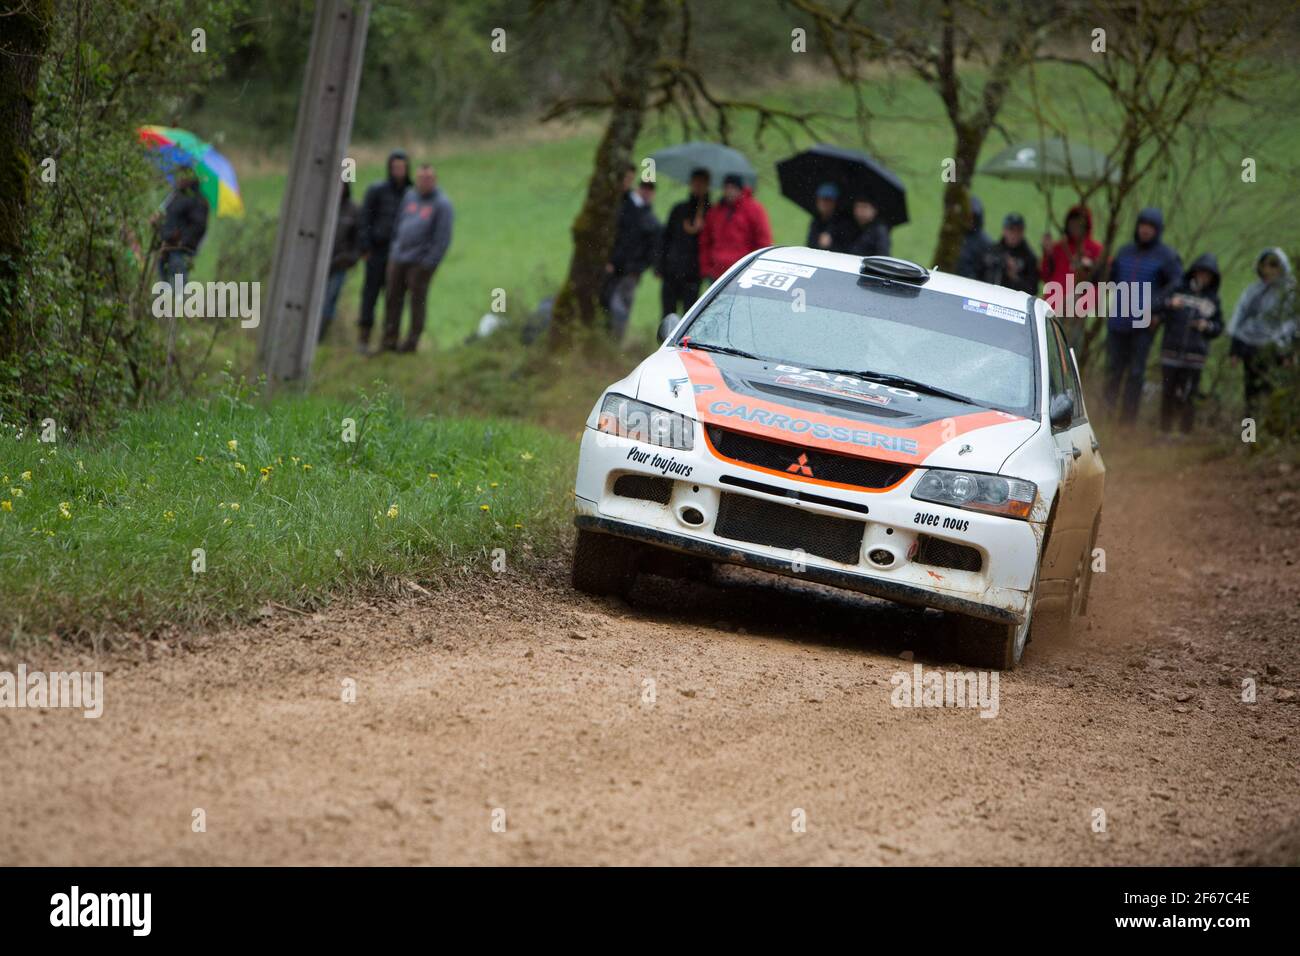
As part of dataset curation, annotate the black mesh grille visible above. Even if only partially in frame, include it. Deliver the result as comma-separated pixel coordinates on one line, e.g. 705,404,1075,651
707,426,911,489
613,474,673,504
915,535,982,572
713,493,864,564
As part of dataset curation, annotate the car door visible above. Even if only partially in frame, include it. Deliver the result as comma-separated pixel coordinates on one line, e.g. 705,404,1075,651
1041,317,1087,580
1064,336,1104,532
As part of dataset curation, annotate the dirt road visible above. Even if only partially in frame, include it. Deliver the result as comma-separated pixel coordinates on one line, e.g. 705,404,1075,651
3,441,1297,865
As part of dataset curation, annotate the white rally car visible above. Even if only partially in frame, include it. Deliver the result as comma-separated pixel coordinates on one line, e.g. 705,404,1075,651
572,249,1104,668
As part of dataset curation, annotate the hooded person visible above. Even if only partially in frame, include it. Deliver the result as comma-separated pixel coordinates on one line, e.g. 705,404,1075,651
1156,253,1222,434
1102,207,1183,425
806,182,854,253
356,149,412,352
1040,204,1103,339
698,173,773,282
601,176,661,343
954,195,1001,284
847,197,890,258
1228,247,1297,420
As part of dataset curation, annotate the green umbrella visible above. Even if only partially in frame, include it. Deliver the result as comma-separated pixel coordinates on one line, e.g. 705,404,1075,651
649,142,757,189
980,137,1117,186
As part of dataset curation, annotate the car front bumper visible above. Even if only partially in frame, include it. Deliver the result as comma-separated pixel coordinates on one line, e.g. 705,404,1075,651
574,427,1041,625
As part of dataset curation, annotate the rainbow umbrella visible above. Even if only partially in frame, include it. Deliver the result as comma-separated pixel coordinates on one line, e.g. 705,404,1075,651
137,125,244,218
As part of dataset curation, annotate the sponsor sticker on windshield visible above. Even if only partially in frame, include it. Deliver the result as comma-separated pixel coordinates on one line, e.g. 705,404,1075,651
737,268,801,292
963,298,1026,323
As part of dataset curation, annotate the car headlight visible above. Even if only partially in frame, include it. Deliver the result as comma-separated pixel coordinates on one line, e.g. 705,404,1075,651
911,469,1036,519
596,393,695,451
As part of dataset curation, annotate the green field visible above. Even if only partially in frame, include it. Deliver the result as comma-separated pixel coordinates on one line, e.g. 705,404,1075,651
0,376,576,642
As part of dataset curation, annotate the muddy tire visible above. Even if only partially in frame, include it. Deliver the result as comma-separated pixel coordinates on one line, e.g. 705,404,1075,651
572,530,638,597
952,575,1037,670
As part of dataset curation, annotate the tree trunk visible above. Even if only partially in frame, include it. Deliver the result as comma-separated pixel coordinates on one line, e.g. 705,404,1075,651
932,129,982,272
548,0,667,348
0,0,54,359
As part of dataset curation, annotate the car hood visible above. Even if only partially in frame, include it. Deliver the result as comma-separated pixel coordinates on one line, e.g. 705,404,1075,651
634,347,1040,472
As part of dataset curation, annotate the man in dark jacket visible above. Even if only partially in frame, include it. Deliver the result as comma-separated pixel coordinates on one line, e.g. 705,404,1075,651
603,177,661,342
356,149,411,353
806,183,854,253
996,213,1039,296
381,163,454,353
1103,207,1182,424
657,168,710,320
319,182,361,343
153,165,209,290
847,198,890,257
955,196,1001,284
1156,253,1222,434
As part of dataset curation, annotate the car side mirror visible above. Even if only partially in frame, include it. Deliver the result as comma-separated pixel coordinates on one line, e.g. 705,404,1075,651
656,314,679,345
1049,392,1074,429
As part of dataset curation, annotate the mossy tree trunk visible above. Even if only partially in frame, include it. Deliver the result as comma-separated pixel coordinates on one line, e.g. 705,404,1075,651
0,0,54,360
547,0,668,348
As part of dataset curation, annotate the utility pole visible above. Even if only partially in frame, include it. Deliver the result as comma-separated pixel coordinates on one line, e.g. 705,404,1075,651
259,0,371,389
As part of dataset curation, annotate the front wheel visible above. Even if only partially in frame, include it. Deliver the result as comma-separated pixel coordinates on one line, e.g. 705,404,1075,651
952,575,1037,670
571,529,638,597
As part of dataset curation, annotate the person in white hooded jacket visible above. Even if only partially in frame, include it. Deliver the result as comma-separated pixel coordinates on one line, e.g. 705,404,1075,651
1228,248,1296,419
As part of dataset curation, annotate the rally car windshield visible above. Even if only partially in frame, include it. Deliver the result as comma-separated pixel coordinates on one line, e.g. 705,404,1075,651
678,259,1038,417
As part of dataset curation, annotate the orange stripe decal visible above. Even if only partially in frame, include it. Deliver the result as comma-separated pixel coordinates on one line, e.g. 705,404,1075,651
678,349,1019,466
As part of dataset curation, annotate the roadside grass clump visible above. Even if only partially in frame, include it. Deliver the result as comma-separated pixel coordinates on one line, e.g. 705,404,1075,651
0,376,576,644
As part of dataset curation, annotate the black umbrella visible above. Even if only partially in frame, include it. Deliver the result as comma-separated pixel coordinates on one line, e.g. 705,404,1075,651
776,144,908,227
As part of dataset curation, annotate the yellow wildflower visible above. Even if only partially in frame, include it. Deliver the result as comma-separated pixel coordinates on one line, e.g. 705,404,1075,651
163,511,176,522
302,463,312,472
20,471,31,481
58,502,71,519
227,439,238,452
222,517,232,526
520,451,534,462
195,455,205,463
479,504,490,512
1,500,11,512
11,488,22,498
428,473,439,481
230,502,241,511
386,504,399,519
233,462,246,474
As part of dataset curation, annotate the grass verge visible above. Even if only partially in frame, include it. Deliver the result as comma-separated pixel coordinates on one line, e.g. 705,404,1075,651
0,376,577,644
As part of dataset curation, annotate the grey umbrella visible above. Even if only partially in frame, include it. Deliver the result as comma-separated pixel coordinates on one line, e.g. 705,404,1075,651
649,142,757,188
979,137,1118,186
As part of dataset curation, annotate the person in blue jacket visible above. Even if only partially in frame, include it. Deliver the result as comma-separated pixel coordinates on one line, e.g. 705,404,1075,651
1103,207,1182,425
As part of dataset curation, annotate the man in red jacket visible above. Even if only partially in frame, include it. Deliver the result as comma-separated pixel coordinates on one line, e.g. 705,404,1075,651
699,173,773,283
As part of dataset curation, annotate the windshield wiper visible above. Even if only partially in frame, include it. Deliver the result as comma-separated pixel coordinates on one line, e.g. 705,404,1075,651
810,367,980,407
681,340,765,362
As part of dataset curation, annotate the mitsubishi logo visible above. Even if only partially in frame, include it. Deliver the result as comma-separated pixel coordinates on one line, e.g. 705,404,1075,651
786,452,814,477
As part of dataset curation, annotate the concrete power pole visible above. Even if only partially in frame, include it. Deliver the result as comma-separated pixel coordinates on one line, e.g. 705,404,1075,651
259,0,371,389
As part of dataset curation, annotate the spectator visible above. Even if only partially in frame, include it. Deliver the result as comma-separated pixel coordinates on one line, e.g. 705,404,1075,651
603,177,661,342
806,183,853,252
955,196,1001,284
1228,248,1296,421
699,173,773,283
1156,253,1222,434
847,198,890,258
657,167,711,320
1103,207,1182,425
151,165,208,291
997,212,1039,296
1041,205,1102,302
381,163,454,354
357,149,412,353
319,182,361,343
